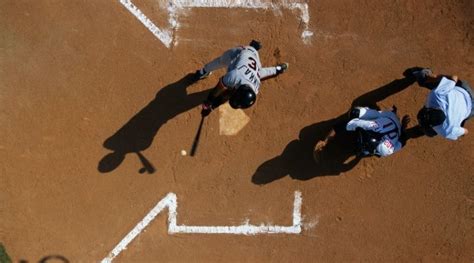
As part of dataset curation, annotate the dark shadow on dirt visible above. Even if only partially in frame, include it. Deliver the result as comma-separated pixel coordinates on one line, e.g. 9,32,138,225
252,76,419,184
18,255,69,263
38,255,70,263
98,73,208,174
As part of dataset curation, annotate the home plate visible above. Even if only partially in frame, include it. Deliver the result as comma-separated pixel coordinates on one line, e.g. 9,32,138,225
218,103,250,136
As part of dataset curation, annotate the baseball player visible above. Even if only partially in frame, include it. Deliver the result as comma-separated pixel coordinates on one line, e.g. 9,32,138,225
407,67,473,140
346,106,406,157
194,40,288,116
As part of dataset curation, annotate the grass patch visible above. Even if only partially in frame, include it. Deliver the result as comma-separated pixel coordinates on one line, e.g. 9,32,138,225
0,243,12,263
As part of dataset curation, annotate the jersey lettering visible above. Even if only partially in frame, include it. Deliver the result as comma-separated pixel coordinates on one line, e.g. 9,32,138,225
383,140,394,149
248,57,257,70
250,74,256,82
237,65,259,86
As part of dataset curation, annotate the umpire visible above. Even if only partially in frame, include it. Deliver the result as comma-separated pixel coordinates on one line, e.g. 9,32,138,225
407,67,473,140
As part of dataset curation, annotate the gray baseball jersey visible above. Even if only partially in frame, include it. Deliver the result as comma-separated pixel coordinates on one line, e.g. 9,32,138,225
346,107,402,157
203,46,278,94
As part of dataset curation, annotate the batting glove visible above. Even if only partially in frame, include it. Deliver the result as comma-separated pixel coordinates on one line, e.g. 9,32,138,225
201,101,213,117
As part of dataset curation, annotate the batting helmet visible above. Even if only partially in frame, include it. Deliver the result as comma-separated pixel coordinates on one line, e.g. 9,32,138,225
229,85,256,109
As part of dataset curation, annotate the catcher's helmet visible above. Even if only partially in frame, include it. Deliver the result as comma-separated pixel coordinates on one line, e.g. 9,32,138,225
356,128,380,156
229,85,256,109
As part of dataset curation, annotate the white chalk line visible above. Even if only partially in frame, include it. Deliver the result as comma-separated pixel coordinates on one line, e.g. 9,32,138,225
101,191,303,263
119,0,173,48
118,0,312,48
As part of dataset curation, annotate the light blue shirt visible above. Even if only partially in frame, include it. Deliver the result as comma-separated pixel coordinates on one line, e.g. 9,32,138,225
426,77,472,140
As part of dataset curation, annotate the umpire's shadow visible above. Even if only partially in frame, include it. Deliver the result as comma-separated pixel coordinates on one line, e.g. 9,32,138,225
252,77,416,185
98,73,208,174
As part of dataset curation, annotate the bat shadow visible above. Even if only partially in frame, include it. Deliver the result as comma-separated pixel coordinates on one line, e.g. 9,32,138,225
98,73,208,174
252,76,418,184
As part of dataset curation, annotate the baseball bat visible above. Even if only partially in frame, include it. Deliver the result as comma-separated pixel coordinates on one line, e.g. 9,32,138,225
190,116,205,156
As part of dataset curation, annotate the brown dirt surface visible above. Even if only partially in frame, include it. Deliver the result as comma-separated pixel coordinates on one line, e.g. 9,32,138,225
1,0,473,262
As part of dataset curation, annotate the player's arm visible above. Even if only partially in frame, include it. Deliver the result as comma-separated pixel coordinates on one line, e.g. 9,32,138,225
202,48,243,74
259,63,289,81
442,75,458,82
197,48,243,80
434,76,456,95
218,48,243,66
454,127,467,139
259,67,278,79
346,119,378,132
442,126,466,140
204,79,233,109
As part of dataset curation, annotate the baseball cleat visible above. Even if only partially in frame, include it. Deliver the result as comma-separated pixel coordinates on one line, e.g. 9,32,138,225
403,67,431,81
276,63,289,74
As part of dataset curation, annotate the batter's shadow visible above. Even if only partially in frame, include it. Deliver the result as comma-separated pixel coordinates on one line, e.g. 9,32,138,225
98,73,208,174
252,76,418,184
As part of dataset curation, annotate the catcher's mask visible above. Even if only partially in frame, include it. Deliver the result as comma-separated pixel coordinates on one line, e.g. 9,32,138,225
229,85,256,109
356,128,381,156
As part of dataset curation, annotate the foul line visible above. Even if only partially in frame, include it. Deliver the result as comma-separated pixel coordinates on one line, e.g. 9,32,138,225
101,191,303,263
119,0,173,48
118,0,312,48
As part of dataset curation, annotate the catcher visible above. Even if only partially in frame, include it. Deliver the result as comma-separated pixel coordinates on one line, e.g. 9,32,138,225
346,106,409,157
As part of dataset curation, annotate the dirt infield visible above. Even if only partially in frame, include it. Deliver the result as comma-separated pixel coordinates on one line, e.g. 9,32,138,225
1,0,473,262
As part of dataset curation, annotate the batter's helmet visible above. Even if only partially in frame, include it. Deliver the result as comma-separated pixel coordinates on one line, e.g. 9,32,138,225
229,85,256,109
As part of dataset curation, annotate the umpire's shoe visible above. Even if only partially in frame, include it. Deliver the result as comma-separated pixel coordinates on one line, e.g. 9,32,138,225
194,68,210,81
403,67,431,81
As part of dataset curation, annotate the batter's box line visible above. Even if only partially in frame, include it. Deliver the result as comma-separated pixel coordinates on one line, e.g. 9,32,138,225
101,191,304,263
118,0,313,48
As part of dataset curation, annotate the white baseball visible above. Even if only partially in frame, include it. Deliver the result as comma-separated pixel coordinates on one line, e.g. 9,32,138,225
180,150,187,156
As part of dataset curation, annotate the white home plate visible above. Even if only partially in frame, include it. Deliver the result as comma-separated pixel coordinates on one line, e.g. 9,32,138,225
218,103,250,136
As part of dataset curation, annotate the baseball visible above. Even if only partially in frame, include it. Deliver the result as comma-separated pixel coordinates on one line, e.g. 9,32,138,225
180,150,187,156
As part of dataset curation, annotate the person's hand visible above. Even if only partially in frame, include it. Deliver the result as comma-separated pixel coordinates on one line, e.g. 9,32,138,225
464,128,469,135
201,108,211,117
392,105,398,114
201,102,213,117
